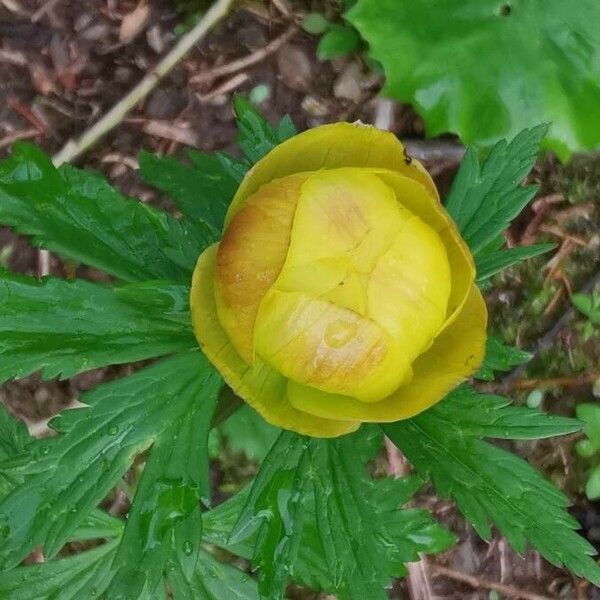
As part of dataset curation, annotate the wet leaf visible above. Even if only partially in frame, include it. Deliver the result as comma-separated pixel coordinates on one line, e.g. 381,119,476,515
0,272,195,383
0,144,202,282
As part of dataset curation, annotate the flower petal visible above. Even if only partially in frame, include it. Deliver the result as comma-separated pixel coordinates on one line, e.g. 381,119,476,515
190,243,359,437
224,122,438,228
287,283,487,422
214,174,306,363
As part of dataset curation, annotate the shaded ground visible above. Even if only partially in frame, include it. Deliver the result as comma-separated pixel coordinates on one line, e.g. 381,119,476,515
0,1,599,598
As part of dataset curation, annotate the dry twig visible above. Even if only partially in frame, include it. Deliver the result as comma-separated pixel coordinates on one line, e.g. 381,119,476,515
52,0,235,166
434,565,554,600
191,24,297,84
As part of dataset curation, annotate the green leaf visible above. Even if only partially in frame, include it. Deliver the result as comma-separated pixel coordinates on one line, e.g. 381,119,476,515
427,386,581,440
231,429,452,599
316,24,362,60
302,12,331,35
575,404,600,458
0,539,119,600
233,96,296,164
476,336,532,381
443,126,545,255
0,273,195,384
384,399,600,587
476,243,555,283
0,351,220,569
107,371,218,599
0,143,201,282
167,548,259,600
347,0,600,159
138,149,246,241
71,508,124,541
219,405,280,461
572,293,600,324
586,464,600,501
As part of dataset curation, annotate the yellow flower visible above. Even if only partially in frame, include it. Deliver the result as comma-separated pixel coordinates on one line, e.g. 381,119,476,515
190,123,487,438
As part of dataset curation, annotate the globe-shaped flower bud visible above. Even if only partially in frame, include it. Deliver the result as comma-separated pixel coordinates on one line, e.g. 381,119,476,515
190,123,487,438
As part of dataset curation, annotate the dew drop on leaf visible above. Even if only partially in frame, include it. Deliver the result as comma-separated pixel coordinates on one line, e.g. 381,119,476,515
108,425,119,436
183,540,193,555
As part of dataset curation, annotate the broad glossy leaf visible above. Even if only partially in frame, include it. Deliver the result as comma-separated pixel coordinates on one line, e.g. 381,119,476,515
0,351,220,569
0,273,195,383
347,0,600,158
0,143,201,282
384,399,600,586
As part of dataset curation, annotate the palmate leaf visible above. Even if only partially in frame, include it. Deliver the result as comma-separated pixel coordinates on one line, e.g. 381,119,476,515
138,149,246,242
444,125,545,255
0,144,202,282
230,428,453,599
384,387,600,587
0,540,120,600
106,378,218,599
476,335,532,381
0,272,195,383
347,0,600,159
476,243,555,284
167,549,259,600
0,351,220,569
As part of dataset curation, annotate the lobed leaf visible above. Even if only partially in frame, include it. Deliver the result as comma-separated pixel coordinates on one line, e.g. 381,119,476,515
476,335,532,381
233,96,296,164
231,428,452,599
0,351,220,569
138,149,246,242
476,243,555,284
347,0,600,158
106,378,218,599
0,144,202,282
444,126,546,255
0,272,195,384
384,395,600,587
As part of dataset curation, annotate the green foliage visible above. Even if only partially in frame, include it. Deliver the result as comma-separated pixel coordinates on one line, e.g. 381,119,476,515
138,149,246,242
0,352,220,569
347,0,600,159
572,291,600,340
317,24,362,60
0,100,595,597
384,387,600,586
575,404,600,500
231,429,453,599
233,96,296,164
0,273,195,383
218,405,280,461
476,336,532,381
0,144,201,282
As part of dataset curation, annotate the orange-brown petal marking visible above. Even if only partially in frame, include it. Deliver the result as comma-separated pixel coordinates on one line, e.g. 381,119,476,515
214,174,306,363
190,243,359,438
287,284,487,422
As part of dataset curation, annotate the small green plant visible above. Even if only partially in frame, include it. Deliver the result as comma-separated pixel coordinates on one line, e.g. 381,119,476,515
302,11,363,61
0,98,597,597
576,404,600,500
572,291,600,340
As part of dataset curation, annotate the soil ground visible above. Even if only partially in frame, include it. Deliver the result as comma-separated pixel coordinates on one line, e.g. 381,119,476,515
1,1,600,598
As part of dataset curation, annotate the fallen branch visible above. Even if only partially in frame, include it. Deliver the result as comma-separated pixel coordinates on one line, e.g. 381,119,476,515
52,0,234,166
190,23,297,84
